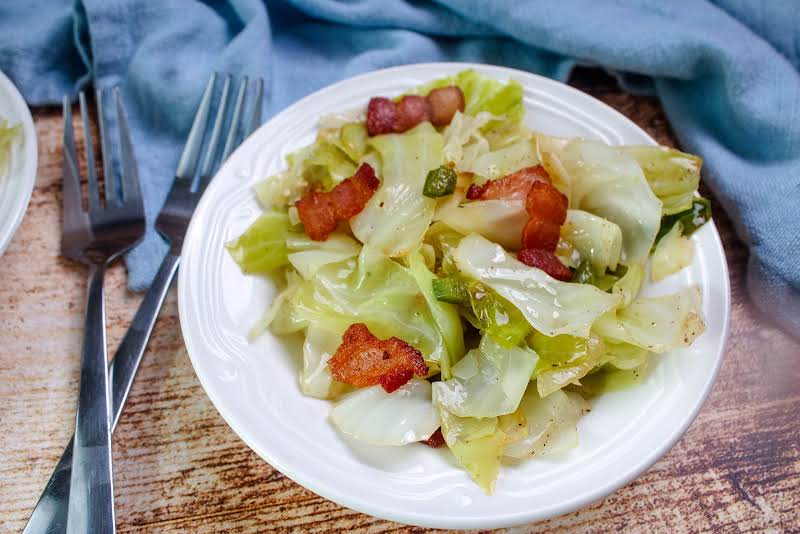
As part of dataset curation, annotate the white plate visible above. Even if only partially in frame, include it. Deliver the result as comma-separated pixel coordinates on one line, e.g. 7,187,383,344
178,63,730,529
0,70,37,257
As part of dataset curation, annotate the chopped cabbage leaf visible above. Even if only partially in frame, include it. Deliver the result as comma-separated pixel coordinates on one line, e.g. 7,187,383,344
406,251,465,379
560,210,623,275
226,212,290,274
250,269,303,339
432,334,538,418
286,232,361,279
434,196,527,251
612,264,645,308
593,286,705,353
466,139,539,184
621,145,702,215
285,246,447,366
651,223,693,282
603,340,651,370
424,221,464,275
442,111,494,168
438,407,505,495
554,140,662,265
529,331,605,397
453,234,620,338
300,324,349,399
330,379,440,446
503,388,588,459
0,119,20,177
351,122,443,257
468,283,532,347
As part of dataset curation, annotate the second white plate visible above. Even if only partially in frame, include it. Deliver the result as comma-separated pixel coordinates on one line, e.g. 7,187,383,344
178,63,730,529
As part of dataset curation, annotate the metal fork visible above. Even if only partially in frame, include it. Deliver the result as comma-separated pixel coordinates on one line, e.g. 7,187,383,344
60,88,145,534
23,73,263,534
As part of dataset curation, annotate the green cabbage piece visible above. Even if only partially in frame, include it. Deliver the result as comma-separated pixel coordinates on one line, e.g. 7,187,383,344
611,264,645,308
438,407,505,495
621,145,702,215
226,212,290,274
434,196,528,252
424,221,464,276
406,251,465,379
468,282,532,347
300,323,349,399
560,209,623,275
0,119,20,177
555,140,662,265
278,246,448,367
453,234,620,338
593,285,706,353
529,331,605,397
432,334,538,417
286,232,361,280
351,122,443,257
331,379,440,446
651,223,693,282
503,387,588,459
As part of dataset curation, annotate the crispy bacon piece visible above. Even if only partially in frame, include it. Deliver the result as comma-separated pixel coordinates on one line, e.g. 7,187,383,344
421,428,445,448
520,181,568,251
394,95,432,133
525,180,567,223
517,248,572,281
328,323,428,393
428,86,465,127
466,165,550,201
365,86,465,136
366,97,396,136
296,163,379,241
521,216,561,251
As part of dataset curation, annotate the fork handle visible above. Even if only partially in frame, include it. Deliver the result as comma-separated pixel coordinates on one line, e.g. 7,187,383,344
67,262,116,534
23,251,180,534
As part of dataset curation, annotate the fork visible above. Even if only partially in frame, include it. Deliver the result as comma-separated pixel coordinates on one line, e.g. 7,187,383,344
23,73,263,534
60,88,145,534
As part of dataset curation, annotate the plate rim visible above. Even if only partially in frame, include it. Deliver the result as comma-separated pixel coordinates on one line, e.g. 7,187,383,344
0,69,38,257
178,61,731,529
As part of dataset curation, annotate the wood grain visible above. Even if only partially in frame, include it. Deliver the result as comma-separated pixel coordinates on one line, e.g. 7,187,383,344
1,75,799,533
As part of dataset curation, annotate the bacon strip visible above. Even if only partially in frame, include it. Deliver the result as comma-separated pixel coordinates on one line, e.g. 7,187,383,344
328,323,428,393
366,86,465,136
521,181,568,251
466,165,550,201
421,428,445,448
517,248,572,281
428,86,465,127
296,163,379,241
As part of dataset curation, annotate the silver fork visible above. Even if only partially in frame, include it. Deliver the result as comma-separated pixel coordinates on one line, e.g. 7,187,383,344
60,88,145,534
23,73,263,534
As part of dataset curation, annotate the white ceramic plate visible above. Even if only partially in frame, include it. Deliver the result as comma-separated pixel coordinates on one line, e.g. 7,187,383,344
0,70,37,257
178,63,730,529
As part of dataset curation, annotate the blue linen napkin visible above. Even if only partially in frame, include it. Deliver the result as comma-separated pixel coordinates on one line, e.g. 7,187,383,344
0,0,797,334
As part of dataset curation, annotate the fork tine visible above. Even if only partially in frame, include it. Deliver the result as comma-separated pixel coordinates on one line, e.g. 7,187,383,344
62,96,84,218
175,73,217,180
245,78,264,137
96,87,118,206
114,88,143,210
220,76,248,164
197,74,233,181
79,92,101,213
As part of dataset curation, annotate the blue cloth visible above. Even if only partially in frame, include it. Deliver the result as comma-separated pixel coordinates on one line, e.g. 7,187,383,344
0,1,798,334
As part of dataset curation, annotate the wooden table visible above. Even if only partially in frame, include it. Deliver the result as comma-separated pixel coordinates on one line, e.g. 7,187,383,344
2,72,799,533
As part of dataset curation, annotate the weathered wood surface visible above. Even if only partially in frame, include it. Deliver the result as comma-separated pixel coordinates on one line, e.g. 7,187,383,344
1,75,798,533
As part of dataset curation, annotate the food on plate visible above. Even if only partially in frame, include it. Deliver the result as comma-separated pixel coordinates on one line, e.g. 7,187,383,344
227,69,711,494
0,118,20,178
